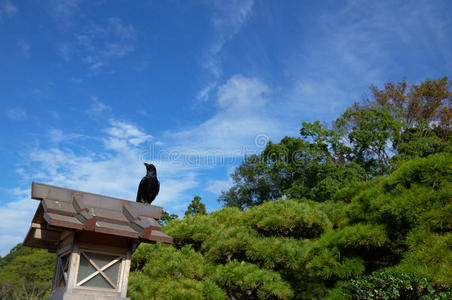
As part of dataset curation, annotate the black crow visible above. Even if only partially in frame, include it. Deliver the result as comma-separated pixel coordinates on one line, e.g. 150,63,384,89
136,163,160,204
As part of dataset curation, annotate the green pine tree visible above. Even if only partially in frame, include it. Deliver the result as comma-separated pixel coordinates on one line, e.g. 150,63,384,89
185,196,207,217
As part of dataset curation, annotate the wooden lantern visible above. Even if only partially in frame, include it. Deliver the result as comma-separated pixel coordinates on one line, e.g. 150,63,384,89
23,182,172,300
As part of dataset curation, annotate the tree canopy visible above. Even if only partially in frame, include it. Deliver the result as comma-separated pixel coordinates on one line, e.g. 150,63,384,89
220,77,451,209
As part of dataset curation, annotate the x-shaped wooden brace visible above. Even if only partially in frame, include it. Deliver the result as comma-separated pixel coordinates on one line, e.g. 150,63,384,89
57,255,69,287
77,252,121,289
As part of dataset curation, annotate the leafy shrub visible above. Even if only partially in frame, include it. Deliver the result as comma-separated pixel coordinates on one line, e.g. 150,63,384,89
398,229,452,285
213,261,293,300
330,270,451,300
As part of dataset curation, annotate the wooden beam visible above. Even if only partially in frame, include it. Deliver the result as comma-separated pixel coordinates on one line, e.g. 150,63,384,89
33,228,61,242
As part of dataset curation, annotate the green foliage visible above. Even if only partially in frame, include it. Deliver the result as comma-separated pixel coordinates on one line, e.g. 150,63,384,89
0,244,54,300
185,195,207,217
202,226,258,263
399,229,452,285
158,210,179,225
303,224,388,280
244,237,303,270
213,261,293,299
329,270,451,300
336,106,405,175
219,154,282,209
129,243,293,300
220,77,451,210
349,153,452,234
165,214,221,250
245,200,332,238
129,244,226,300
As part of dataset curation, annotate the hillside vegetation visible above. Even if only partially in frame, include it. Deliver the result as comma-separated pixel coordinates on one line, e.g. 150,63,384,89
128,153,451,299
0,77,451,299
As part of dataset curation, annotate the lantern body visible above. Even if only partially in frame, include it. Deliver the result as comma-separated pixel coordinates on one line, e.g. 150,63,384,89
23,182,172,300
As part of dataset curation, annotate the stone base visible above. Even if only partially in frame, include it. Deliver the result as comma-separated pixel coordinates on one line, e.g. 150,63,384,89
47,291,129,300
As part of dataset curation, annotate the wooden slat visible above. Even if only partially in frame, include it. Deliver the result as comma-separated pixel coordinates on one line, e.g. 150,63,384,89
148,230,173,244
42,199,77,217
44,213,84,230
120,250,131,297
94,221,139,239
123,202,162,220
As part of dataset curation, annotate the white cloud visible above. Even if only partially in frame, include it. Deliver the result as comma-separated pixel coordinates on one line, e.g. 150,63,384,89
216,75,268,110
299,0,452,89
50,0,81,27
6,107,27,121
196,81,217,103
0,0,17,20
205,0,254,77
198,0,254,101
87,97,111,114
57,42,73,61
206,178,232,195
105,120,153,147
0,189,39,255
104,43,135,57
169,74,283,156
16,120,197,209
107,17,135,40
48,128,85,144
55,14,136,72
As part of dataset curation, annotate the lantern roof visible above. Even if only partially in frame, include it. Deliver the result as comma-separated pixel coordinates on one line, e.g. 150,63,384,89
24,182,172,251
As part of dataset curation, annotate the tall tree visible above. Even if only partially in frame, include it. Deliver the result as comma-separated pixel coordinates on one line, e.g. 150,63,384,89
337,76,452,170
219,155,281,209
185,196,207,217
219,77,452,209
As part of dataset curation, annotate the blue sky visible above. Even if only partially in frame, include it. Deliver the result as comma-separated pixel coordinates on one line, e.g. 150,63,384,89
0,0,451,255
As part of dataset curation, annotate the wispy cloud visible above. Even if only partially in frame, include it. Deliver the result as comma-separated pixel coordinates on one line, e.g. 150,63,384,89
205,0,254,77
0,0,17,20
50,0,82,27
16,38,30,57
197,0,254,101
6,107,27,121
274,0,452,124
87,97,111,115
105,120,153,148
48,128,84,144
12,120,198,216
206,178,232,195
170,74,282,156
107,17,135,40
55,12,136,72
